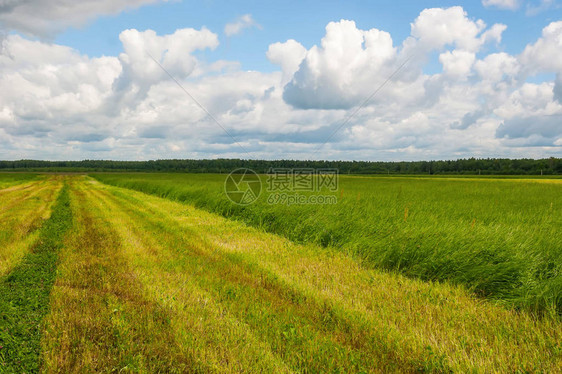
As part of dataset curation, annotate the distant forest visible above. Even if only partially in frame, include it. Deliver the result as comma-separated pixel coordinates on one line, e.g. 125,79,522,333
0,158,561,175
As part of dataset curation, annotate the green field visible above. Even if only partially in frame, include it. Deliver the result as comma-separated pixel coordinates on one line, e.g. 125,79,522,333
0,173,560,372
93,172,562,315
0,173,41,189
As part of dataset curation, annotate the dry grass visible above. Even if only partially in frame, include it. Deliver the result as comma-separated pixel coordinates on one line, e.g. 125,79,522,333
0,179,71,373
0,175,557,372
0,177,62,276
41,179,195,373
36,176,561,373
92,172,562,314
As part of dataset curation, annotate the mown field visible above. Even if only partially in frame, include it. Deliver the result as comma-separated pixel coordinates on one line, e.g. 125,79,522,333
93,173,562,315
0,173,560,372
0,173,40,190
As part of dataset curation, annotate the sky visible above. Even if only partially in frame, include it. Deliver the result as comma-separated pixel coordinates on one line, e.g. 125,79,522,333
0,0,561,161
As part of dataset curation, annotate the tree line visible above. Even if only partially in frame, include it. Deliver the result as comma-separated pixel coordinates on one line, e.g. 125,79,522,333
0,158,560,175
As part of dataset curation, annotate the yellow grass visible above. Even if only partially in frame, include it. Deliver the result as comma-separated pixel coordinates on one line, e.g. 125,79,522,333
39,176,561,373
0,177,62,276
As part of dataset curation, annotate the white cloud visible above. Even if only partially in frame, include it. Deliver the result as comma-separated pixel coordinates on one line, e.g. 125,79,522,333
494,82,561,119
281,19,397,109
0,6,561,161
520,21,562,73
554,73,562,103
407,6,495,52
482,0,520,10
281,9,505,110
266,39,307,83
439,50,476,79
0,0,168,37
475,52,520,81
497,114,562,139
118,27,218,80
480,23,508,45
224,14,260,37
0,35,122,115
112,27,219,106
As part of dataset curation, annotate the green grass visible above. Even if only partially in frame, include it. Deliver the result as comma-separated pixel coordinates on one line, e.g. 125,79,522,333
0,175,559,371
0,173,40,189
91,173,562,315
0,185,72,373
0,178,63,276
40,177,562,372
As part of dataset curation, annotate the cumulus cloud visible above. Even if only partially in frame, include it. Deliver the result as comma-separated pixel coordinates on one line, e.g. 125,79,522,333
0,34,121,118
0,0,167,37
224,14,260,37
406,6,505,52
0,35,122,154
497,114,562,139
474,52,520,81
439,50,476,79
0,6,561,161
266,39,307,83
520,21,562,73
112,27,219,106
554,74,562,103
519,21,562,103
451,109,489,130
281,19,397,109
281,8,506,110
0,27,225,158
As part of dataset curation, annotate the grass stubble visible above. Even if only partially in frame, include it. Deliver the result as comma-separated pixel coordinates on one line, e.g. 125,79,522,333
38,176,560,373
0,178,63,277
0,173,39,191
92,172,562,315
0,174,559,372
41,179,193,372
0,178,70,373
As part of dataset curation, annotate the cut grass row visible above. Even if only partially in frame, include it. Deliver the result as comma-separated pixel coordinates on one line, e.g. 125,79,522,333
37,176,561,372
0,173,40,190
0,182,71,373
0,178,63,276
91,172,562,315
42,178,190,372
0,176,559,372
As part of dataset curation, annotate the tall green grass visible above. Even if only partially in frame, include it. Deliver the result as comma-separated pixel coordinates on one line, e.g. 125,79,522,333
0,173,40,189
92,173,562,315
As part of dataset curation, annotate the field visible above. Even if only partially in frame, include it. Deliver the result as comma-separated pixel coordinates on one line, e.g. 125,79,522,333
0,173,40,190
93,173,562,314
0,173,560,372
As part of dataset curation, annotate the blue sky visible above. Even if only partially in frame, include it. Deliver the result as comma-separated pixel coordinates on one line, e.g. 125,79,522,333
54,0,557,72
0,0,561,161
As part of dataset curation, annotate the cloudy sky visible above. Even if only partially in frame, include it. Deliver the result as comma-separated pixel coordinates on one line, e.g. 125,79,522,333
0,0,561,161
